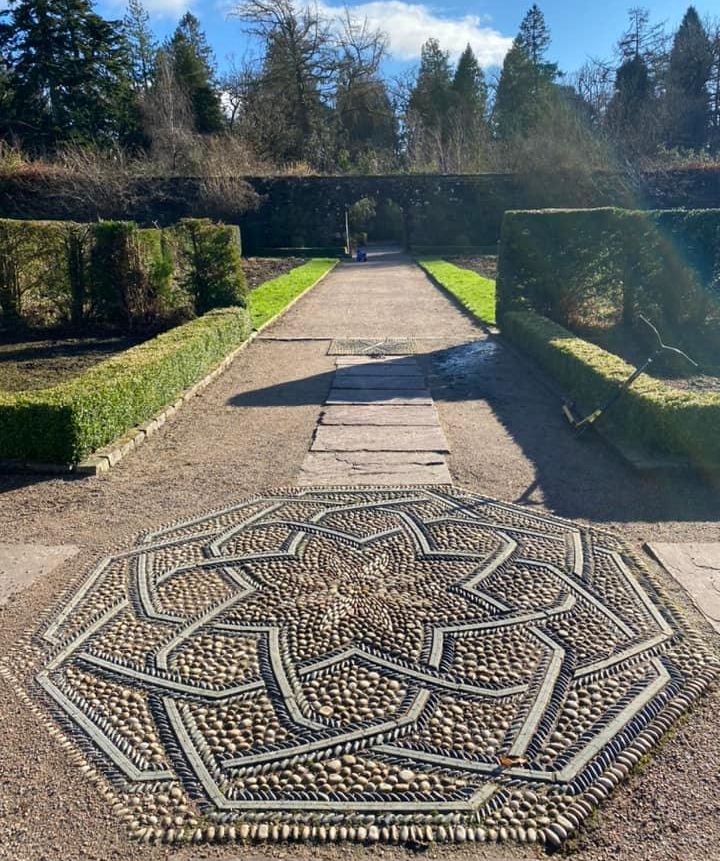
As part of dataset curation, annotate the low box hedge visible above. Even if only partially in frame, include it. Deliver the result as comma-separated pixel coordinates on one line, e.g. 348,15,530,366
503,309,720,470
0,306,252,465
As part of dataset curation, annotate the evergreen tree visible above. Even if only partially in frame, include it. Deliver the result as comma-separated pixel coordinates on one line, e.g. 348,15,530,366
406,38,453,168
123,0,157,93
664,6,713,150
493,5,557,140
447,44,488,170
166,12,224,134
606,53,655,155
0,0,134,150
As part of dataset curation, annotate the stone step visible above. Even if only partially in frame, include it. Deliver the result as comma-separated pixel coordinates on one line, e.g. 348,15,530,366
320,405,439,426
327,389,433,405
312,425,449,453
297,451,452,486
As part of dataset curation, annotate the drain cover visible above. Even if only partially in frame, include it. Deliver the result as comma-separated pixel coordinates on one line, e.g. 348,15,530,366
328,338,417,355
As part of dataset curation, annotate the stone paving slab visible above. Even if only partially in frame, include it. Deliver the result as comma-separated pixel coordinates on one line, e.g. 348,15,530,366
646,542,720,633
335,356,418,366
327,388,433,405
334,360,422,376
297,452,452,484
311,425,449,452
332,373,427,390
320,405,440,426
0,543,78,607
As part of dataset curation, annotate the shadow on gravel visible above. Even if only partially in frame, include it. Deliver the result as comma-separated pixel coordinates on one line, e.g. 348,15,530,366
429,338,720,525
226,368,336,408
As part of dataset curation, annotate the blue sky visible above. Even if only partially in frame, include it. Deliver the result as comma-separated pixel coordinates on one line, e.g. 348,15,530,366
97,0,719,77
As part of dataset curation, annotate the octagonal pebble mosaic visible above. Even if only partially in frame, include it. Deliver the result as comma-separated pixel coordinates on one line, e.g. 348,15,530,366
1,486,716,849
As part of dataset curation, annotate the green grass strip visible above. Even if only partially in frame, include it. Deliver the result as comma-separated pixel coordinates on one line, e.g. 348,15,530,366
417,259,496,326
249,258,337,330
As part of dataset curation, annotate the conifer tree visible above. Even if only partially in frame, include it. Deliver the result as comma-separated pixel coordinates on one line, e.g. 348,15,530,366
166,12,225,134
664,6,713,150
406,38,453,168
123,0,157,93
0,0,133,150
493,5,557,140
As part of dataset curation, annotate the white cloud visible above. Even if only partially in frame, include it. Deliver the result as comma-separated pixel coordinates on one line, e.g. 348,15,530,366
321,1,512,65
141,0,191,15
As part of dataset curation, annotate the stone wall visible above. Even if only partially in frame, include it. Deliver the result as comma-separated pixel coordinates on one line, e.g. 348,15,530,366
1,169,719,254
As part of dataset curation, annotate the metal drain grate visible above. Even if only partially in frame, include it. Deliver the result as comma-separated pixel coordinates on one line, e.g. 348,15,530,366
328,338,417,355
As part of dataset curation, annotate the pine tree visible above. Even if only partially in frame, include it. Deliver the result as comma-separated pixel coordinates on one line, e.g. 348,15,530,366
493,5,558,140
664,6,713,150
123,0,157,93
166,12,224,134
0,0,133,150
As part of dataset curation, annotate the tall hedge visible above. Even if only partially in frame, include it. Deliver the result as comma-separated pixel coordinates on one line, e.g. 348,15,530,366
0,219,89,325
0,217,246,332
172,218,246,315
89,222,176,331
0,306,252,464
496,207,720,339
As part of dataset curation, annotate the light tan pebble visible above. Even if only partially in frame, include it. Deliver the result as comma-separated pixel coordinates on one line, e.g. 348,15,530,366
319,705,333,717
281,824,290,841
400,825,410,842
300,825,311,841
239,823,250,840
206,826,216,842
339,826,348,841
258,823,269,840
368,825,380,842
326,758,342,772
379,782,393,792
357,826,368,842
342,754,357,765
455,825,466,842
329,826,337,841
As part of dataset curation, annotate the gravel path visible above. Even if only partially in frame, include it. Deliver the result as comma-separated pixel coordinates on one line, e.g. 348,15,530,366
0,249,718,861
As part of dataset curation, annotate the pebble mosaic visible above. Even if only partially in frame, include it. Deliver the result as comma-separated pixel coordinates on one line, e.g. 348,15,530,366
1,485,716,849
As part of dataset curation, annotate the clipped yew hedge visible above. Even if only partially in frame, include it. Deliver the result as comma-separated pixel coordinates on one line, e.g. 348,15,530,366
496,207,720,336
503,309,720,470
0,306,251,464
0,217,246,331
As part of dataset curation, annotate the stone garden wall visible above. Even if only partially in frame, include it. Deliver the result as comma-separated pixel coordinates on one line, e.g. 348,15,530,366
1,169,719,254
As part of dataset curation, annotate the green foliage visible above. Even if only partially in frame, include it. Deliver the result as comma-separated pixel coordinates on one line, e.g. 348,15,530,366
664,7,713,150
496,207,720,343
89,221,175,331
493,5,558,141
0,306,252,463
173,218,246,315
0,218,90,324
418,259,496,326
165,12,224,134
249,259,336,329
503,309,720,470
0,0,135,151
0,216,244,332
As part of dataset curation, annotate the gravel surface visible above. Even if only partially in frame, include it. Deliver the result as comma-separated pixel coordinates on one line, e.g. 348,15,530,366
1,249,718,861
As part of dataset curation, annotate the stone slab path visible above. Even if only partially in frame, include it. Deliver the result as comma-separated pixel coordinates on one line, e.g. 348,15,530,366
299,355,452,485
646,542,720,633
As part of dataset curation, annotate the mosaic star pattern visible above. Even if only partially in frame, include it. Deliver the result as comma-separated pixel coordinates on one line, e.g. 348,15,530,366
5,486,716,848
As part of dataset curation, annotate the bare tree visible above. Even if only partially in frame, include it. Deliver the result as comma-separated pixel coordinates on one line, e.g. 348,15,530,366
141,51,195,172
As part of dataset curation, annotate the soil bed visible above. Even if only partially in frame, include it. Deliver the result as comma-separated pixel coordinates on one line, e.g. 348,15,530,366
448,255,498,280
0,335,141,392
243,256,305,292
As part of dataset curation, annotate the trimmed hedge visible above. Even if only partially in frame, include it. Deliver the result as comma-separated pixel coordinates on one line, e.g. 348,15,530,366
172,219,246,315
497,207,720,338
503,309,720,470
417,259,496,325
0,306,252,464
0,217,246,331
249,258,337,330
90,221,175,331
